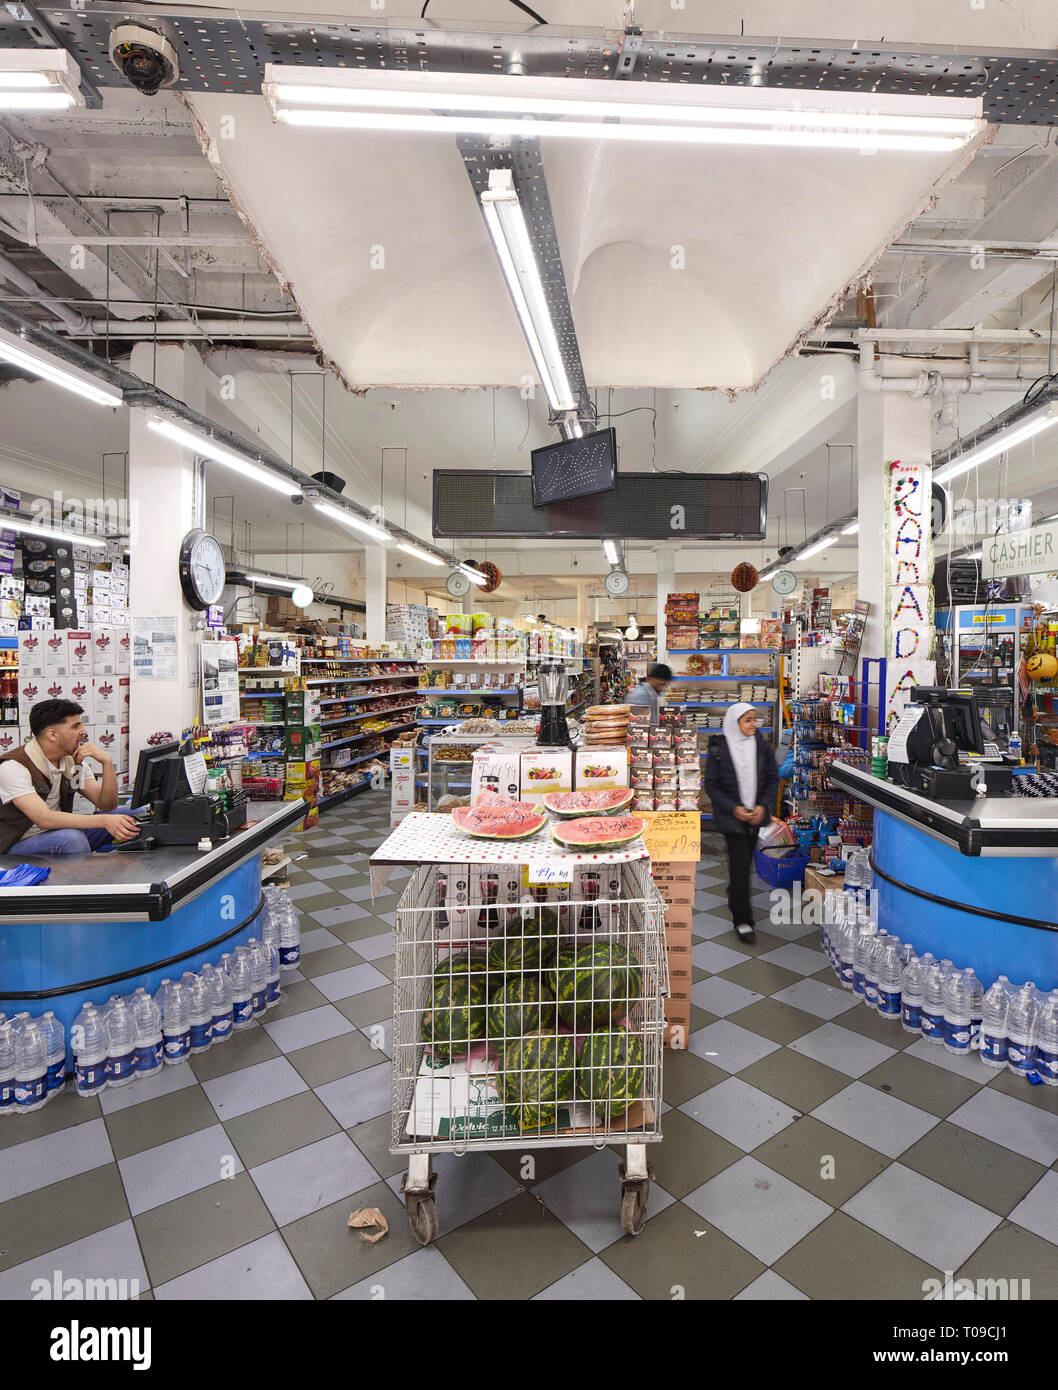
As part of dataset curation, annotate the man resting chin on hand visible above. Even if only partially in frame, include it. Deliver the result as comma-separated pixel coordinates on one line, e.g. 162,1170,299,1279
0,699,140,856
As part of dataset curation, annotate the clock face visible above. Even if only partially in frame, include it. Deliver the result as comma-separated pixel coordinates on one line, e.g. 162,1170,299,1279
771,569,798,596
446,570,472,599
605,568,630,597
180,529,227,610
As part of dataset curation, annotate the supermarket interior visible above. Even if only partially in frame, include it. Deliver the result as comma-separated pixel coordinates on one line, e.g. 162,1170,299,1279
5,0,1058,1334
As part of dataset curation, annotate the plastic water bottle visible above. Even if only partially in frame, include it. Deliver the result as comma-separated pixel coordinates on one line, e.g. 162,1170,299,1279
278,905,301,971
943,971,972,1055
38,1012,66,1096
1009,731,1022,764
131,991,163,1076
154,978,173,1019
161,980,191,1065
0,1021,15,1114
229,949,254,1031
260,889,281,951
852,922,876,998
1033,991,1058,1085
900,953,928,1034
833,913,855,990
876,939,903,1020
206,964,234,1044
181,972,213,1054
921,958,947,1044
72,1003,108,1097
14,1021,48,1112
980,978,1010,1069
265,942,281,1009
963,969,984,1051
863,931,890,1012
104,997,136,1087
1007,984,1037,1078
246,939,268,1017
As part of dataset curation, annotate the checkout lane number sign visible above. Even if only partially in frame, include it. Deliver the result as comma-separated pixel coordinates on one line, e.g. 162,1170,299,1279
980,520,1058,580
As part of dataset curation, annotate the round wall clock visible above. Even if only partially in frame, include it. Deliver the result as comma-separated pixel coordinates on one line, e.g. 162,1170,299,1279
446,570,472,599
771,570,798,596
179,528,226,610
604,568,631,597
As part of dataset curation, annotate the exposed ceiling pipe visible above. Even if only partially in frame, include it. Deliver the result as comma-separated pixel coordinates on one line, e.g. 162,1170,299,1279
0,249,90,336
63,319,311,340
858,343,1047,397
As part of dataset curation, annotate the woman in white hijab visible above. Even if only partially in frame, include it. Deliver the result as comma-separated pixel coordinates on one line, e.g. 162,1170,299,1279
703,701,780,943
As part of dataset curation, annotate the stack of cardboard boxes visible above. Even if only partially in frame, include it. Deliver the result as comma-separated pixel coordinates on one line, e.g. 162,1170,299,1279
14,627,131,779
641,812,700,1050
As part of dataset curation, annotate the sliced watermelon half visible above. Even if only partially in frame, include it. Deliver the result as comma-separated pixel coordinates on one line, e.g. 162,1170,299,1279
451,799,547,840
550,815,648,851
542,788,635,819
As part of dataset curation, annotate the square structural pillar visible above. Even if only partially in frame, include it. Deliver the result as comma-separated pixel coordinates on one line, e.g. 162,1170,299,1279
365,546,386,644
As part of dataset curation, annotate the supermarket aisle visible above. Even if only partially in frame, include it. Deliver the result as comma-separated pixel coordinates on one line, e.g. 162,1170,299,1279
3,787,1058,1299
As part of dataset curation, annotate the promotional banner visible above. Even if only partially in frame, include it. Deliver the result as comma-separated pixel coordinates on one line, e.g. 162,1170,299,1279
884,458,935,729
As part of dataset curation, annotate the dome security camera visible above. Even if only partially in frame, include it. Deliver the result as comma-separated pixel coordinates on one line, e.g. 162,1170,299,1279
109,21,179,95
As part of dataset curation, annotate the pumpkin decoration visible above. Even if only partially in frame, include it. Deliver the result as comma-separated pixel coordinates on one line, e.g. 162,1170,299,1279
731,562,759,593
1027,651,1058,681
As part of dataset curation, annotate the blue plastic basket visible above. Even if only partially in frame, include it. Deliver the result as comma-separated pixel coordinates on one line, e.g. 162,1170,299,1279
754,847,810,887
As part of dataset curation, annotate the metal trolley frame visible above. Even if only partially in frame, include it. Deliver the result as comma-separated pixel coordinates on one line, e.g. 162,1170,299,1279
387,851,667,1245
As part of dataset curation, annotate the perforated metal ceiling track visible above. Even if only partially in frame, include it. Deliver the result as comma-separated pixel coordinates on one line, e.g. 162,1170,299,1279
4,13,1058,123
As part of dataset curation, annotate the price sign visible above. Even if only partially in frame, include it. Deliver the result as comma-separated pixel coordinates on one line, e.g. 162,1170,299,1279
638,811,701,862
526,859,575,886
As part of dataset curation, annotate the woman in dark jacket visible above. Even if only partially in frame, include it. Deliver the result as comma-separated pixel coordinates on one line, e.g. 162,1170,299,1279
704,702,780,943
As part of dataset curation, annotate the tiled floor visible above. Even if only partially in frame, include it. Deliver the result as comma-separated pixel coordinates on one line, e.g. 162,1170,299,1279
4,787,1058,1300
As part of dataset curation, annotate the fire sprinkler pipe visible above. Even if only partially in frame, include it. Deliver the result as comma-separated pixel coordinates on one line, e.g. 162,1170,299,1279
0,249,90,336
68,319,312,340
857,343,1046,397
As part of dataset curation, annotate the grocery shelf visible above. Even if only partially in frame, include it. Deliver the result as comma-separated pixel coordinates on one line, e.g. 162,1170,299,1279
671,700,775,708
260,856,291,882
417,687,520,695
320,721,415,751
320,702,417,727
420,659,525,667
238,667,295,675
317,778,372,812
319,688,420,705
305,675,414,686
302,657,417,666
669,649,778,656
321,748,388,772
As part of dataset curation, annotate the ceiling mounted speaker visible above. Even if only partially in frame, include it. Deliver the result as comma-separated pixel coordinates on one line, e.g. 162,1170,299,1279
931,482,947,539
312,471,346,494
731,562,759,592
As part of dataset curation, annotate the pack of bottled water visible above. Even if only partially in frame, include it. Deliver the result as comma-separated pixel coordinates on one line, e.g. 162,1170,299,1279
819,889,1058,1084
263,884,302,971
1,935,283,1115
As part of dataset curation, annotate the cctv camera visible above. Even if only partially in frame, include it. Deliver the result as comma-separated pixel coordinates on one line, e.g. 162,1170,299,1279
291,494,304,506
109,21,179,95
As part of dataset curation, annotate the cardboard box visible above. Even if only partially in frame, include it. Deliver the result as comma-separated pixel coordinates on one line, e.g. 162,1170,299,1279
17,629,45,676
96,725,119,760
662,901,693,932
42,630,68,675
67,674,92,718
84,605,111,626
519,746,572,805
66,630,93,676
651,862,695,905
471,744,522,803
114,627,131,675
40,675,68,704
90,628,116,674
0,726,19,755
117,727,129,775
574,745,629,791
285,724,322,760
664,1018,691,1050
390,746,415,827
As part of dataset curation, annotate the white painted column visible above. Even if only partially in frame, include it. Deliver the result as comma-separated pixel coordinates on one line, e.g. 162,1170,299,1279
857,390,934,716
575,581,589,638
128,343,207,764
656,547,675,665
365,547,387,643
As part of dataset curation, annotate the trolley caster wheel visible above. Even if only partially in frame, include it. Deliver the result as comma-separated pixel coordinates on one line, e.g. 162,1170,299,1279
408,1195,439,1246
620,1184,648,1236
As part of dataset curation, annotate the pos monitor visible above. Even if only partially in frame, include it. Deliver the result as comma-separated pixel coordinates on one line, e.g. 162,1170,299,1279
130,741,188,812
909,686,986,758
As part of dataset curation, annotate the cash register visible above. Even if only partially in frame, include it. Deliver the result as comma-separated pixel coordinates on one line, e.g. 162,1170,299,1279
117,740,247,850
887,687,1014,801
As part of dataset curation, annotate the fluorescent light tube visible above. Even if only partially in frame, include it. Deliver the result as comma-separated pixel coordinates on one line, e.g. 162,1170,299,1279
758,568,777,581
313,500,390,544
397,542,444,565
459,563,489,587
841,520,860,535
0,515,106,547
480,170,575,414
0,325,122,407
264,70,980,153
798,536,838,561
147,417,297,497
602,539,620,565
242,574,306,590
0,49,84,108
934,402,1058,485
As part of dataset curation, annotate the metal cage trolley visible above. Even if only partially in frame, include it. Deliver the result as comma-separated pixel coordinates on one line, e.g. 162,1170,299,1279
390,855,667,1244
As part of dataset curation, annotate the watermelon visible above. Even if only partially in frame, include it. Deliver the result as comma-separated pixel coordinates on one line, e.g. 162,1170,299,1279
486,905,560,976
451,798,546,841
486,973,557,1041
543,788,635,819
433,952,489,985
553,939,643,1032
550,815,647,851
499,1029,576,1131
576,1025,645,1118
420,972,487,1060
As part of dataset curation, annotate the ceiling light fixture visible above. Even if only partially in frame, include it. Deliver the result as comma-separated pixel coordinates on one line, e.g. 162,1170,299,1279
0,49,84,110
798,535,838,561
458,563,489,587
933,401,1058,486
241,573,307,591
397,541,444,566
479,169,574,414
313,500,391,545
0,324,122,407
602,539,621,565
147,417,297,497
263,69,980,154
0,514,106,548
841,520,860,536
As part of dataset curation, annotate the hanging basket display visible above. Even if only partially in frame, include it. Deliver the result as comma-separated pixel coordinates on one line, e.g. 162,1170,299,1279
730,562,759,593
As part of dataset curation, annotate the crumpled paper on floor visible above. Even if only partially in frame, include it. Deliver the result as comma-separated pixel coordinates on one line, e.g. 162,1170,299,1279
348,1207,388,1243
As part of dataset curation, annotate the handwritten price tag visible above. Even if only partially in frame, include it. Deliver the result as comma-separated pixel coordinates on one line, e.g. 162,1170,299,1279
526,859,575,886
638,811,701,863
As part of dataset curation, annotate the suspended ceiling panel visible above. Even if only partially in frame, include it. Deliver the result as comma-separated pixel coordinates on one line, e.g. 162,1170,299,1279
188,90,985,392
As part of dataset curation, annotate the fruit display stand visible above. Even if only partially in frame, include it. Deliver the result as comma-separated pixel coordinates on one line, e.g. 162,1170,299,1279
370,813,667,1245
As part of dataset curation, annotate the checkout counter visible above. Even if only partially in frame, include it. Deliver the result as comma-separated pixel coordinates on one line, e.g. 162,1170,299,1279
828,687,1058,992
0,742,306,1061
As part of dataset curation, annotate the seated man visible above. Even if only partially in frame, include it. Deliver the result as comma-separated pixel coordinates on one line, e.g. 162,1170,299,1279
0,698,139,855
